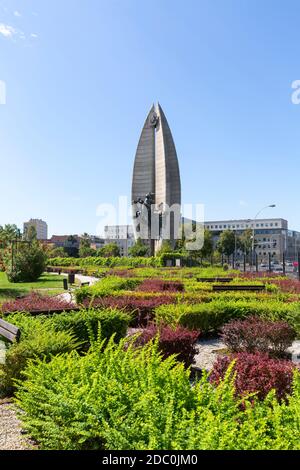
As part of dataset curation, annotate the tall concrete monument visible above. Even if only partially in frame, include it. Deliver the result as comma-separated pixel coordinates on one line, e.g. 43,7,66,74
132,103,181,254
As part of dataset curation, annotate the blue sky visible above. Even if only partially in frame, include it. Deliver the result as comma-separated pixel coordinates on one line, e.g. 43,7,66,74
1,0,300,236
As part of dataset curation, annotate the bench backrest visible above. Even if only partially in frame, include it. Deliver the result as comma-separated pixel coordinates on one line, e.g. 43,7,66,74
212,285,265,291
0,318,21,343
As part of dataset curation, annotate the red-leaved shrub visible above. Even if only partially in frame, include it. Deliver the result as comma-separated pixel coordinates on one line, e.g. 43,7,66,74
271,279,300,293
133,323,200,367
85,295,174,326
136,279,184,293
1,292,76,314
210,352,297,401
239,272,283,279
220,316,296,357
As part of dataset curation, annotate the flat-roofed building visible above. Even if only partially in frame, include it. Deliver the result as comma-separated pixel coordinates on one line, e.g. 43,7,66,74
23,218,48,240
204,218,300,262
104,225,135,257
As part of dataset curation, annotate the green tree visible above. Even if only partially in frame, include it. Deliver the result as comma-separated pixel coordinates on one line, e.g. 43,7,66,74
217,229,236,258
64,235,79,258
185,229,213,263
98,243,120,257
155,240,174,257
0,224,21,247
24,225,37,242
79,246,97,258
48,247,69,258
79,233,96,258
128,238,149,257
238,228,253,254
4,240,47,282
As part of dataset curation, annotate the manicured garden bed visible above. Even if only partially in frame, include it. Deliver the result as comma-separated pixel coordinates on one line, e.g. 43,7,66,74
1,266,300,450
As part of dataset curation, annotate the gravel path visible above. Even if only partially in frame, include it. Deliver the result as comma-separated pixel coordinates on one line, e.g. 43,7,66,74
194,338,225,371
0,401,35,450
56,273,99,303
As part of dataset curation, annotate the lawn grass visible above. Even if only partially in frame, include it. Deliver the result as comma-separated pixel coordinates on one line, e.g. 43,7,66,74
0,272,66,304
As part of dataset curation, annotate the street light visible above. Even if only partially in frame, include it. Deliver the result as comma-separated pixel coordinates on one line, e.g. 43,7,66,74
252,204,276,269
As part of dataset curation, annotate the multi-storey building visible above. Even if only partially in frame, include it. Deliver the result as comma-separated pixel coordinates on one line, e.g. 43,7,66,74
104,225,135,257
23,218,48,240
204,218,300,262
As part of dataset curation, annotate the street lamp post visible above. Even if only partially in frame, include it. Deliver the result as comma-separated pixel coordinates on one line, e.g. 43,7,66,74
252,204,276,270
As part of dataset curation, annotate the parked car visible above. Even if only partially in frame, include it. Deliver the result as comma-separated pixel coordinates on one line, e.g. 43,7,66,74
273,266,284,273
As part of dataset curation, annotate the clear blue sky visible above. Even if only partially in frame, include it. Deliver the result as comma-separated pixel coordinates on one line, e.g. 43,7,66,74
1,0,300,236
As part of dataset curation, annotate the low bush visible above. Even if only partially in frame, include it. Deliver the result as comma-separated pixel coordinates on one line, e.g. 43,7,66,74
221,317,296,356
48,256,161,268
0,316,79,396
1,292,76,314
88,295,175,326
15,338,300,450
155,299,300,335
75,276,141,303
210,352,297,402
271,279,300,294
50,308,130,347
136,279,184,293
132,323,199,367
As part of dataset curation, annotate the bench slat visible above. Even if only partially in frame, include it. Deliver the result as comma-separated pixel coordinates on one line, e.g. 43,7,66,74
197,277,233,283
0,318,20,335
0,326,20,342
213,285,265,291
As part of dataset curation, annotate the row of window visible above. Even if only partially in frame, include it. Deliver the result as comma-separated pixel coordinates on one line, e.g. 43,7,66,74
206,222,279,230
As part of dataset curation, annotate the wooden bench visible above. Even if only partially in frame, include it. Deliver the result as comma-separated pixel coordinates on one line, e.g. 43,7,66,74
0,318,21,343
212,284,265,292
197,277,233,283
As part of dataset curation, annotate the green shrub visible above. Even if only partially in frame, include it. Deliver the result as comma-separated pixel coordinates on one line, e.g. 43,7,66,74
48,256,161,268
4,242,47,282
15,339,300,450
75,276,141,303
155,300,300,335
50,308,130,346
0,317,79,395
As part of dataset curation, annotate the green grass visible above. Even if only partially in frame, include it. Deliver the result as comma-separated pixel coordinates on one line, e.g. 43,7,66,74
0,272,66,304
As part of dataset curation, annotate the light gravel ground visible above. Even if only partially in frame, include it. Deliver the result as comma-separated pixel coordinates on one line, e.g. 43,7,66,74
0,401,35,450
194,338,225,371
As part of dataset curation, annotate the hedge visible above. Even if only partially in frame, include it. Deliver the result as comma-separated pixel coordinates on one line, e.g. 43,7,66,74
155,300,300,335
75,276,141,303
48,256,162,268
50,308,130,346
